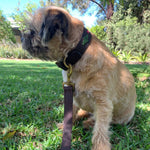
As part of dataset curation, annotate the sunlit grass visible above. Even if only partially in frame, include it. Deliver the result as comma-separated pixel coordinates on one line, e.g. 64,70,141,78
0,59,149,150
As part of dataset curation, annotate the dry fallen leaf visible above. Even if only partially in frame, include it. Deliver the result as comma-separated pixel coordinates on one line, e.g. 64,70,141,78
2,130,16,141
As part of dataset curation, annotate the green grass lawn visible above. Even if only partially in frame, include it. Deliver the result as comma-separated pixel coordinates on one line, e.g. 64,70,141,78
0,59,150,150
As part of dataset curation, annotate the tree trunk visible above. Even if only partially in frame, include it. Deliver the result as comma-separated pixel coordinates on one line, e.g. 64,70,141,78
106,1,114,20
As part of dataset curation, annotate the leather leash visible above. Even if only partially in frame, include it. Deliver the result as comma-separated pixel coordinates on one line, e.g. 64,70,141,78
60,59,74,150
60,85,73,150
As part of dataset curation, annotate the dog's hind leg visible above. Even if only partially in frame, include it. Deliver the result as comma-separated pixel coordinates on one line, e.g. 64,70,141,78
76,109,91,120
83,116,95,129
92,100,113,150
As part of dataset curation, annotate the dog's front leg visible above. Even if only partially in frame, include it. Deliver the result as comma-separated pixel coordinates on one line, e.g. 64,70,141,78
92,100,113,150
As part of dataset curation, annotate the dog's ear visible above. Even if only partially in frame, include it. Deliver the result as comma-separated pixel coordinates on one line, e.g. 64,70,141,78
40,11,68,42
55,12,69,38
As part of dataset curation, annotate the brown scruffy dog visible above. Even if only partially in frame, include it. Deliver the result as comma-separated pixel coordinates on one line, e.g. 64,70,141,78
22,6,136,150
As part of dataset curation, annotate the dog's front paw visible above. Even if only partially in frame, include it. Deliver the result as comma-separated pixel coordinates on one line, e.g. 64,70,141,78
92,132,111,150
57,122,64,130
92,143,111,150
92,139,111,150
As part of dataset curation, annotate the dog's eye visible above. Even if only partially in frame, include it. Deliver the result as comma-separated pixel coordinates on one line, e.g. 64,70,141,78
40,23,45,37
42,23,45,29
28,30,35,39
54,23,59,31
31,30,35,36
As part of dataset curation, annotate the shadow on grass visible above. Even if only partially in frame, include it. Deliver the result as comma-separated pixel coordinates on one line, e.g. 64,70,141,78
111,106,150,149
0,60,64,149
126,64,150,77
0,61,149,149
111,64,150,149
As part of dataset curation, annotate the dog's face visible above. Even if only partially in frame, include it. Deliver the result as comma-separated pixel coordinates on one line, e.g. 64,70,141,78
21,29,51,60
21,6,83,61
21,8,51,60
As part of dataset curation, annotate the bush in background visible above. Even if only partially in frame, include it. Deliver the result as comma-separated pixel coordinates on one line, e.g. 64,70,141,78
105,15,150,57
90,4,150,62
0,10,16,43
89,25,106,41
0,10,32,59
0,42,32,59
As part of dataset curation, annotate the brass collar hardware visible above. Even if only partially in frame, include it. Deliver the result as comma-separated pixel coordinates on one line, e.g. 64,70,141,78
63,57,75,90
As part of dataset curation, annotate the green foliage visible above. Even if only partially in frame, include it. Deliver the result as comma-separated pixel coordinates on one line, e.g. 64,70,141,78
12,3,38,31
134,53,148,62
11,1,150,63
101,4,150,58
0,10,16,43
90,25,106,41
0,60,149,149
122,0,150,23
110,49,121,57
0,43,32,59
12,1,69,31
12,0,125,27
119,50,134,62
143,9,150,24
90,26,150,63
